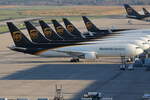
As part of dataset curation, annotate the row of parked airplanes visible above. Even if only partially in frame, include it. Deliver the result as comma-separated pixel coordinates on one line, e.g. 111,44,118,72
6,4,150,62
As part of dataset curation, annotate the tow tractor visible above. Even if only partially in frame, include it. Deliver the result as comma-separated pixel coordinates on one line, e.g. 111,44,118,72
81,92,103,100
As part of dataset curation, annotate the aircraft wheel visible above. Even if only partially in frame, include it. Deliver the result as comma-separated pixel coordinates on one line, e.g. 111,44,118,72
70,58,80,62
70,59,74,62
76,58,80,62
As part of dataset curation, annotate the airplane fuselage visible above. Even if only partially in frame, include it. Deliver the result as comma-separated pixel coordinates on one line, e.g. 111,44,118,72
10,43,143,59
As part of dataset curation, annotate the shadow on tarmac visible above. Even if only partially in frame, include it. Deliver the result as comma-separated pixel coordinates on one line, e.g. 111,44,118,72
1,64,119,80
1,64,150,100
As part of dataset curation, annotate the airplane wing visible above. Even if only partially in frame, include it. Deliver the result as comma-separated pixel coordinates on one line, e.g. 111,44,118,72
51,50,97,59
52,50,84,56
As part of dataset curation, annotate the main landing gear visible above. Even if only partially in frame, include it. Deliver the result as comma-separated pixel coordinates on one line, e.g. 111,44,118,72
70,58,80,62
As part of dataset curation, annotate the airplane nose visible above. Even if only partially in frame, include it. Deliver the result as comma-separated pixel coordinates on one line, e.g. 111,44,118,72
136,48,144,55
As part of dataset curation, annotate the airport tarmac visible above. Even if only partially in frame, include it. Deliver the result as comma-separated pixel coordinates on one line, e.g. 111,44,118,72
0,18,150,100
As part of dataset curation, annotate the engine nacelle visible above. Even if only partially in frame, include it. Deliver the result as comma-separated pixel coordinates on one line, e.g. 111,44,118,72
84,52,97,59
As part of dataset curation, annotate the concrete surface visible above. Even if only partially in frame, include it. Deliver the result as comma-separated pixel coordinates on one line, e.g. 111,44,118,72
0,18,150,100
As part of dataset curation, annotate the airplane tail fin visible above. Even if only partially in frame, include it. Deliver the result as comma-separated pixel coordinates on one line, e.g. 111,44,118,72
82,16,100,32
143,8,150,16
7,22,34,48
62,18,84,38
24,21,50,43
51,19,74,40
124,4,140,17
39,20,63,40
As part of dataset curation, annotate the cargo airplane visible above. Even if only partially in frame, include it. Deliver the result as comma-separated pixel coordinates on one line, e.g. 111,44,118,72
7,22,143,62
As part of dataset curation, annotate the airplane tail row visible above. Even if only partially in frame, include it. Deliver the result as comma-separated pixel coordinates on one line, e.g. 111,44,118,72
8,16,125,49
24,21,51,43
6,18,87,48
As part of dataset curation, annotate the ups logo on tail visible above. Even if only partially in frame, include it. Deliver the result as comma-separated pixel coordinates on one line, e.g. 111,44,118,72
44,28,52,36
29,30,38,39
86,22,93,29
127,8,133,13
56,26,64,34
12,31,22,42
66,25,74,32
